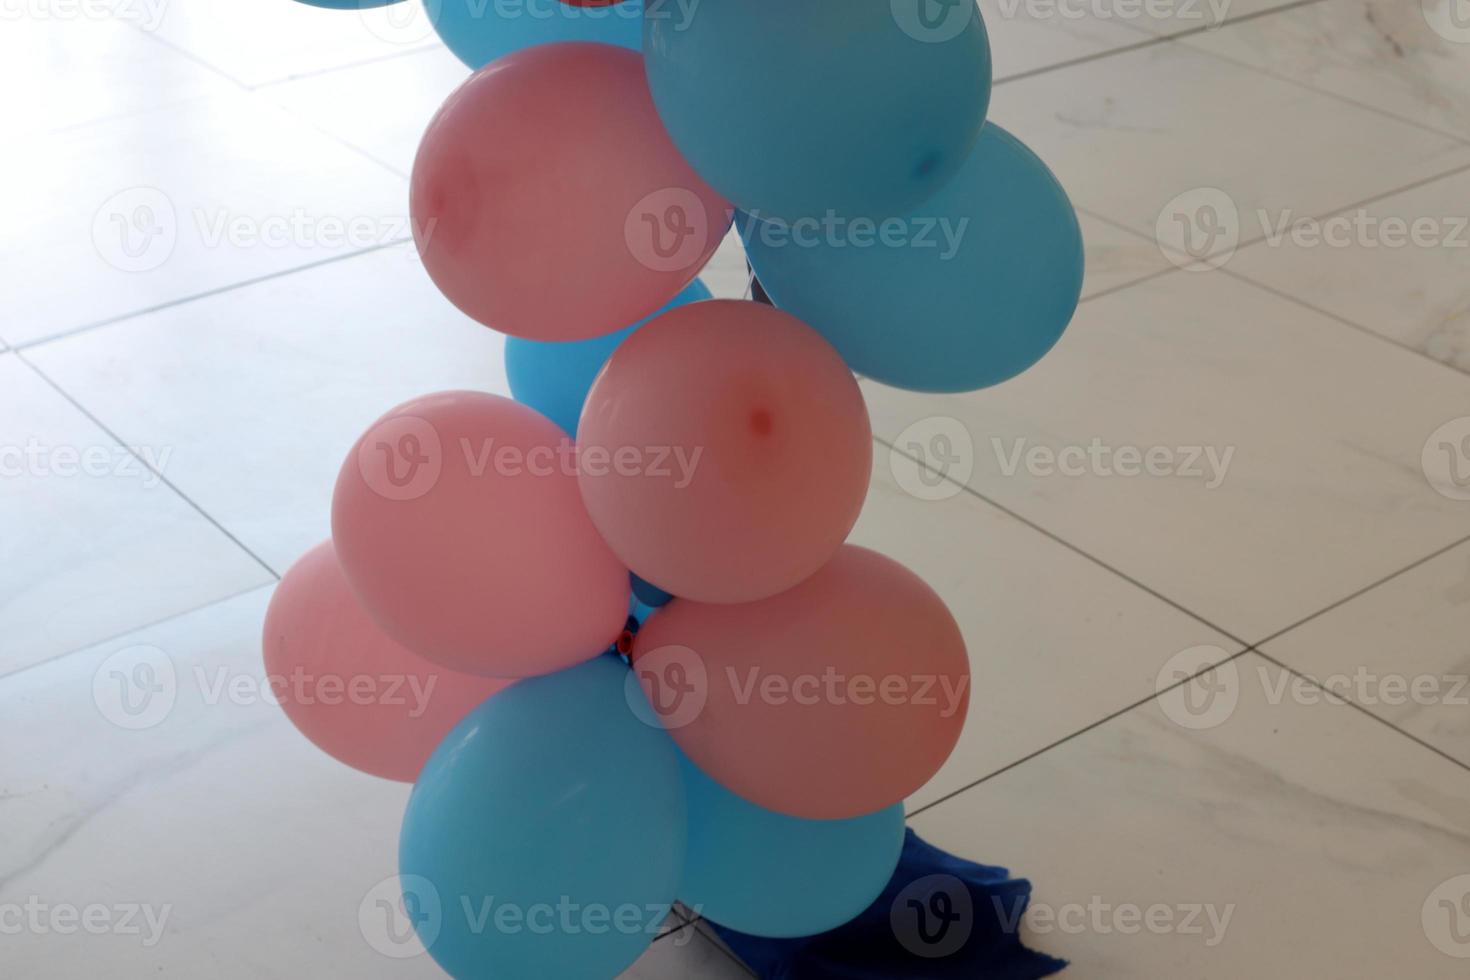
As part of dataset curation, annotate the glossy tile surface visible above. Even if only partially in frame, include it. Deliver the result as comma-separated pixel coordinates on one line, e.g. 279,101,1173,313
910,655,1470,976
0,355,270,676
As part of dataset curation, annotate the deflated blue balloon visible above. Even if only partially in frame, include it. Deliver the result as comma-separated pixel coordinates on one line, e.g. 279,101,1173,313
506,278,711,436
400,655,686,979
742,124,1084,393
645,0,991,220
679,753,905,939
429,0,644,69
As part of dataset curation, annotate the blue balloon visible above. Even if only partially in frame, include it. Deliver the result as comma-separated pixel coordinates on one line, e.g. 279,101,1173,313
679,754,905,939
293,0,402,7
429,0,644,70
644,0,991,220
630,573,674,609
400,655,686,979
505,279,711,436
742,124,1083,393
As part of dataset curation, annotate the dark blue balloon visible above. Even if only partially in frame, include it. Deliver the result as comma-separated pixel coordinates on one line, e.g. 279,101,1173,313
400,656,685,979
505,279,711,436
645,0,991,220
630,573,675,609
742,124,1083,393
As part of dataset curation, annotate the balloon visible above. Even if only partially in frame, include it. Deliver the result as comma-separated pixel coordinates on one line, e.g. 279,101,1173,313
743,123,1084,393
293,0,402,7
331,391,628,677
678,753,905,938
632,545,969,819
411,43,732,341
577,300,872,604
644,0,991,220
426,0,643,70
400,655,686,979
506,279,711,436
630,573,674,609
262,541,511,782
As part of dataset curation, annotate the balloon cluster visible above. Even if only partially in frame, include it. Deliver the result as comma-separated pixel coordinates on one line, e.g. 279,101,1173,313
267,1,1082,977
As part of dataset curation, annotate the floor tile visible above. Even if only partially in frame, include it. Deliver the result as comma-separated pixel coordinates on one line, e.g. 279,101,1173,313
909,652,1470,976
1225,165,1470,374
1123,0,1312,36
1182,0,1470,141
862,270,1470,643
260,44,470,177
1262,539,1470,768
1,89,405,347
0,587,712,977
119,0,441,88
705,228,754,300
24,244,506,575
1077,211,1173,297
626,922,754,980
0,15,234,137
979,0,1145,79
987,41,1470,260
854,454,1239,811
0,354,270,676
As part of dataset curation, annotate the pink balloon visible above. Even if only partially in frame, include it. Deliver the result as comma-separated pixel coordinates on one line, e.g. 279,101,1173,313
578,300,871,603
411,42,732,341
632,545,970,819
332,391,629,677
263,541,513,782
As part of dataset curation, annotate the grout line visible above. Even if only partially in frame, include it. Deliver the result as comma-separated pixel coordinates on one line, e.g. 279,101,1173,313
1078,153,1470,273
1072,153,1470,382
119,20,256,92
994,34,1171,86
1168,24,1470,150
1079,262,1183,305
117,14,415,179
878,435,1251,648
1218,266,1470,384
17,239,411,354
991,0,1335,86
905,645,1259,819
14,353,283,581
689,918,760,978
251,43,446,90
1246,532,1470,651
0,581,277,686
1250,647,1470,776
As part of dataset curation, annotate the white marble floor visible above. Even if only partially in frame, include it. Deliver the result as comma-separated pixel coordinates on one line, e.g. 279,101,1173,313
4,0,1470,976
